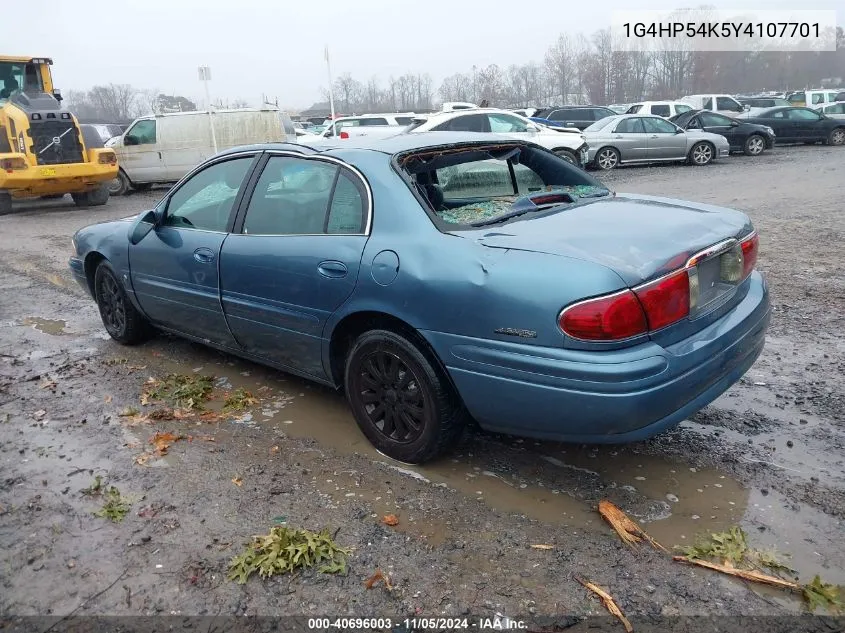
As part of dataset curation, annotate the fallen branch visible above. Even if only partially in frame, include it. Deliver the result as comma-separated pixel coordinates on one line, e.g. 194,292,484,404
41,567,129,633
598,500,667,553
575,576,633,633
672,556,799,590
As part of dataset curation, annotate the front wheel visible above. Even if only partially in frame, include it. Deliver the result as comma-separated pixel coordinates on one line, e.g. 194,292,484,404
828,128,845,146
688,142,714,166
108,171,131,196
743,134,765,156
94,262,151,345
553,149,578,165
0,192,12,216
344,329,466,464
594,147,620,170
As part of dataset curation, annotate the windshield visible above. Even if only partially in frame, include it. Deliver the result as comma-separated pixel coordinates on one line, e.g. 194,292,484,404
584,117,616,132
398,143,611,228
0,61,44,102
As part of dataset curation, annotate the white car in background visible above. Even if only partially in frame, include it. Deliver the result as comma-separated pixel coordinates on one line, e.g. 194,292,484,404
626,101,694,118
814,102,845,119
406,108,589,166
308,113,417,141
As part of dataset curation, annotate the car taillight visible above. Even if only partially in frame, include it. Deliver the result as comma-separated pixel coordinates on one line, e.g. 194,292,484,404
633,270,690,331
339,131,349,139
1,157,28,171
740,232,758,279
98,151,117,165
559,290,648,341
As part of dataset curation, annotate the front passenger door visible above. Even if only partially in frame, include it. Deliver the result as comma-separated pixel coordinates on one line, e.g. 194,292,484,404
643,117,687,159
120,119,163,182
129,155,257,347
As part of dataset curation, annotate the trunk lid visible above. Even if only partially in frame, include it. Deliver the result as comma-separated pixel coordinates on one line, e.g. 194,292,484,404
456,193,752,286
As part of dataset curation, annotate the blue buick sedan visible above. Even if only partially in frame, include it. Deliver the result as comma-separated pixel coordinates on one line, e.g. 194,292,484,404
70,133,770,463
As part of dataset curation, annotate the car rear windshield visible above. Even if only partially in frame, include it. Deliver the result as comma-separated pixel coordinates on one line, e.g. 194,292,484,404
395,143,610,229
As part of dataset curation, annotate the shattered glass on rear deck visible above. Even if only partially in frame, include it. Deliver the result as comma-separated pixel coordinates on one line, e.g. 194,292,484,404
437,185,610,225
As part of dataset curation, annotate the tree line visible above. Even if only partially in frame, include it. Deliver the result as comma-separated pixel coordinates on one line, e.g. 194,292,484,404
64,85,200,123
330,27,845,112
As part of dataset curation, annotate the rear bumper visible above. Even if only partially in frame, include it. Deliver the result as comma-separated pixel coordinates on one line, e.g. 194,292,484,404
0,152,117,197
421,272,770,443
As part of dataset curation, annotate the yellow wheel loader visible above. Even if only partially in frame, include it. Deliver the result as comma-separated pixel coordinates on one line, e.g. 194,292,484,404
0,56,118,214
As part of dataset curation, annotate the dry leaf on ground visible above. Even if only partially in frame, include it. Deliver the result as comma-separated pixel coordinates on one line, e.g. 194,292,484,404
598,499,667,553
530,544,554,550
149,431,183,455
232,477,243,487
576,576,633,633
364,568,393,591
381,514,399,526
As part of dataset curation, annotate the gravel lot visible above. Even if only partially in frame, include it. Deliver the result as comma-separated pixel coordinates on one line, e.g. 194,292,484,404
1,144,843,627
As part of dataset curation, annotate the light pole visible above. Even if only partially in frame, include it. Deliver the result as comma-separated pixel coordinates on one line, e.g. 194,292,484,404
198,65,218,154
472,65,477,104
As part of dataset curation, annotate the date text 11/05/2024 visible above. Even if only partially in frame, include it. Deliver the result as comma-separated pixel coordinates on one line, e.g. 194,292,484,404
307,617,527,630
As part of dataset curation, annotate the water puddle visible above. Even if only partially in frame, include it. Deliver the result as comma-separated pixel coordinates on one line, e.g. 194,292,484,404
110,341,845,586
18,317,67,336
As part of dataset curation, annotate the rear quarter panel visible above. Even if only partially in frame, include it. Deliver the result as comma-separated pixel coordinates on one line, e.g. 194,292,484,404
321,149,630,349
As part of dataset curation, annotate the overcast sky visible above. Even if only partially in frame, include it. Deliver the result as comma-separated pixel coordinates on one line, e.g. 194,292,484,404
6,0,842,110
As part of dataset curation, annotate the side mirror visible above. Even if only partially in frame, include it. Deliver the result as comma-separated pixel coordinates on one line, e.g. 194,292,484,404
124,135,138,146
128,209,158,245
742,104,750,111
730,120,740,127
52,88,63,102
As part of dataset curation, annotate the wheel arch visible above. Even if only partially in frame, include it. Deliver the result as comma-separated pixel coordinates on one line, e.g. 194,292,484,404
594,145,622,165
326,310,457,396
83,251,107,296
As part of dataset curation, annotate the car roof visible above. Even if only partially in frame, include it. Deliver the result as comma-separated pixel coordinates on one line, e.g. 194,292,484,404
215,132,529,158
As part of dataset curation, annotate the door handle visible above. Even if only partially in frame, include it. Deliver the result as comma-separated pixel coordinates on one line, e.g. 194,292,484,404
612,135,623,139
650,134,659,138
317,260,348,278
193,247,215,264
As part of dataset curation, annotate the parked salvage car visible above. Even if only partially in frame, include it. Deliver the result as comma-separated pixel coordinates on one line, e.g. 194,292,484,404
813,102,845,120
583,114,730,170
70,134,769,463
738,107,845,145
406,109,589,166
670,109,775,156
530,105,616,130
625,101,693,118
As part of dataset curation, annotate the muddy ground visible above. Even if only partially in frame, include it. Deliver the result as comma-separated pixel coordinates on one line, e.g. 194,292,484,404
0,145,843,628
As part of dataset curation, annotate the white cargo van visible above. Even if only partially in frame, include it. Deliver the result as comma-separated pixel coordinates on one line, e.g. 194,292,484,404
680,94,747,117
107,108,296,195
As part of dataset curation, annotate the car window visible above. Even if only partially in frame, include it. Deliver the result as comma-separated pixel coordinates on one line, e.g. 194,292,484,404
642,117,678,133
827,103,845,114
675,104,692,113
358,118,388,126
787,93,804,104
811,93,825,104
700,112,732,126
406,144,609,227
651,104,671,117
769,109,786,119
433,114,490,132
685,115,702,129
614,118,646,133
241,157,364,235
394,116,414,125
702,97,713,110
164,157,254,232
626,104,643,113
787,108,821,121
126,119,156,144
488,113,529,133
716,97,741,111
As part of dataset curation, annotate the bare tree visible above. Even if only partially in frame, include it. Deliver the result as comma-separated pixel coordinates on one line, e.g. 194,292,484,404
87,84,143,122
333,73,365,113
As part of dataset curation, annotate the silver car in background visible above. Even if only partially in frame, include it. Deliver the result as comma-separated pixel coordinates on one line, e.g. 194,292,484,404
583,114,730,170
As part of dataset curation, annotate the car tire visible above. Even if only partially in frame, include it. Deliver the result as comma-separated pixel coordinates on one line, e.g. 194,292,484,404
344,329,466,464
688,142,714,166
594,147,620,170
0,192,14,216
41,194,65,199
743,134,765,156
108,170,131,196
94,261,151,345
827,128,845,146
71,184,110,207
553,149,578,165
132,183,152,191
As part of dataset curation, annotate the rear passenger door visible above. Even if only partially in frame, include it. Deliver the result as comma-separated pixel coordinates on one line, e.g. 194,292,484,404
219,153,370,379
610,117,649,161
